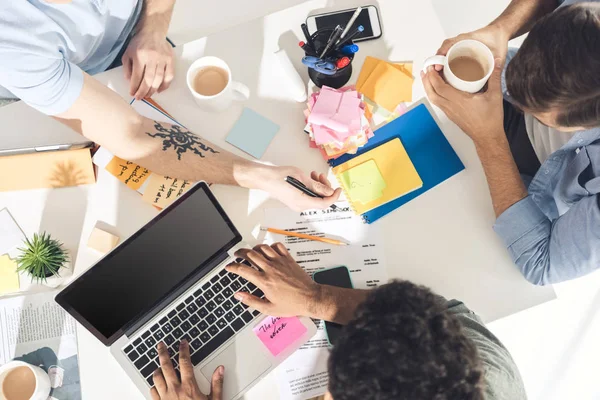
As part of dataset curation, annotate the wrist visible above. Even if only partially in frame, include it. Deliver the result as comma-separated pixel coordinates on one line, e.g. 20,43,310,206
233,161,277,191
473,131,510,153
306,284,337,321
487,20,515,41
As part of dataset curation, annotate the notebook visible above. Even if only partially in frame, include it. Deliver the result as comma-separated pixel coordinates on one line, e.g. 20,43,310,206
329,102,465,224
333,138,422,215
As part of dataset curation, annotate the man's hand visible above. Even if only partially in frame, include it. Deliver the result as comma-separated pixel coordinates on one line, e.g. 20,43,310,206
259,167,342,212
122,31,175,100
151,341,223,400
422,58,505,145
226,244,321,317
435,24,510,71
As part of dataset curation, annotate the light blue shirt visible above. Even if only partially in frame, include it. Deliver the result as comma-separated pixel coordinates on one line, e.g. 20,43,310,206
0,0,142,115
496,0,600,285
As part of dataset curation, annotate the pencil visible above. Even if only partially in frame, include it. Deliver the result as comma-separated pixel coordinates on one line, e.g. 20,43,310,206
261,227,349,246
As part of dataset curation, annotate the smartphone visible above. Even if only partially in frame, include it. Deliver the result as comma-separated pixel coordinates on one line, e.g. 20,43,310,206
313,266,353,346
305,6,382,42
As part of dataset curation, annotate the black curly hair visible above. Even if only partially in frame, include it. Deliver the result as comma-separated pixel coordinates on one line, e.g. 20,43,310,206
327,280,485,400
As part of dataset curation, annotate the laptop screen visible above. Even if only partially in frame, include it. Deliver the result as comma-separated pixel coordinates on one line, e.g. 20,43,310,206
56,183,241,345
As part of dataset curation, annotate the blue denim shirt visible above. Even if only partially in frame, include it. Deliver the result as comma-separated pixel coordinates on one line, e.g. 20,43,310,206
496,48,600,285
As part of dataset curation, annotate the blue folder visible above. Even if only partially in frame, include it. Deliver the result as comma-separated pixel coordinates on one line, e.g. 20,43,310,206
329,103,465,224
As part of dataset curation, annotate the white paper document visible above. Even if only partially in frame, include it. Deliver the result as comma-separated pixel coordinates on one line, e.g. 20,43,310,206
0,208,25,258
262,204,388,399
0,291,81,399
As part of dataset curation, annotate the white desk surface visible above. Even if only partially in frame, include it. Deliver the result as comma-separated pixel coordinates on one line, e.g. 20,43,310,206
0,1,557,399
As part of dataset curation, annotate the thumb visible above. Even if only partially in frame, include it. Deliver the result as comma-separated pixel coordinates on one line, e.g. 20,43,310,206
234,292,272,314
209,366,224,400
488,58,504,91
308,178,335,197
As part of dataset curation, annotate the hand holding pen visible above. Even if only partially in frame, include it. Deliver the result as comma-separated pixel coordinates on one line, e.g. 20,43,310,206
285,173,341,211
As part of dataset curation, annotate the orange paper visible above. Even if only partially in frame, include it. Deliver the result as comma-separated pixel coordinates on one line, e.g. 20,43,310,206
356,56,414,112
105,156,151,190
0,149,95,192
141,174,192,209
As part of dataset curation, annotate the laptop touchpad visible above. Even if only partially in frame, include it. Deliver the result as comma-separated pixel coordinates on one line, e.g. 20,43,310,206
201,340,271,399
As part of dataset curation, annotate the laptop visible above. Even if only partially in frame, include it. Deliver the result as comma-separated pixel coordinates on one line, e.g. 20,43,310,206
0,101,93,156
55,182,317,399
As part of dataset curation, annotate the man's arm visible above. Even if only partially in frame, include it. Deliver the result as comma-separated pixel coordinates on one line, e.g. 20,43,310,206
436,0,560,64
122,0,176,99
55,73,341,211
226,244,369,325
490,0,560,39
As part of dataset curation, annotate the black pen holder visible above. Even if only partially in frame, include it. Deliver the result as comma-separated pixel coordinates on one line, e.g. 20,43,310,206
306,28,355,89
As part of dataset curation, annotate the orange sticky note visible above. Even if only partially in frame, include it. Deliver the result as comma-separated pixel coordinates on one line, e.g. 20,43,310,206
142,174,192,209
253,316,307,356
105,157,151,190
0,149,95,192
356,57,414,112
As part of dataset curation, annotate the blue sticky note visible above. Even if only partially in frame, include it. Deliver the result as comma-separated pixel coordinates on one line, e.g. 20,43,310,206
226,108,280,159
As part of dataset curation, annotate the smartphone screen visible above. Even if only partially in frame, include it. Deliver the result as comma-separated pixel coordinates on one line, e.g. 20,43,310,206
313,266,353,346
314,8,375,41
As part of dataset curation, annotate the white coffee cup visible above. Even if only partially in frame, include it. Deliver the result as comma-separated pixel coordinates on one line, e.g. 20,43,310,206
0,361,51,400
423,40,494,93
186,56,250,112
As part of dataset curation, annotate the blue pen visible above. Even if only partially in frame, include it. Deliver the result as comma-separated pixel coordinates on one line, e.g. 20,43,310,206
340,44,359,55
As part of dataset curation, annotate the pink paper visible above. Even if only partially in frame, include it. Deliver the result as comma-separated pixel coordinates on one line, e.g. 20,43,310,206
253,316,307,356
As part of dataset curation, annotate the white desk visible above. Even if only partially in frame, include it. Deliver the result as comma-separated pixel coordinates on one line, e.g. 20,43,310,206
0,1,555,399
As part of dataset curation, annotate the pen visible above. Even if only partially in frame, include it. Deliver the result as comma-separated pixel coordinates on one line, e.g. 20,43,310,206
340,6,363,39
334,25,364,50
165,37,176,48
340,44,359,55
301,23,316,50
320,25,344,58
299,41,317,56
336,56,351,69
285,176,339,210
261,227,349,246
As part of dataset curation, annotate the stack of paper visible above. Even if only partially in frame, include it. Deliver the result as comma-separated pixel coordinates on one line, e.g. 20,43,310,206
303,86,374,161
356,56,414,112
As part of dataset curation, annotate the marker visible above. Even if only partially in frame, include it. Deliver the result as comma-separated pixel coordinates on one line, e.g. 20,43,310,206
301,23,316,50
340,6,363,39
299,41,317,56
336,57,351,69
320,25,344,58
334,25,364,50
340,44,359,55
285,176,338,210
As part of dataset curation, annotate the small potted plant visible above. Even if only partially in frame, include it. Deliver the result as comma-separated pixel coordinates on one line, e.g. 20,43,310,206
16,232,70,288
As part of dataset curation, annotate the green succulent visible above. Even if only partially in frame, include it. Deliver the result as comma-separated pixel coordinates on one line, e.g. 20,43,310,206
16,233,68,283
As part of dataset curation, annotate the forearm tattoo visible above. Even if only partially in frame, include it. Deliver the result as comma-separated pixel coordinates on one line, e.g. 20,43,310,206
146,121,219,160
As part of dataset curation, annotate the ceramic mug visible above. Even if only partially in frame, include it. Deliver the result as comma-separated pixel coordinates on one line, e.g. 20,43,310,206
186,56,250,112
423,40,494,93
0,361,51,400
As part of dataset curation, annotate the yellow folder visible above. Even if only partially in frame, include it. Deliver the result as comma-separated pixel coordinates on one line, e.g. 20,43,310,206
333,138,422,215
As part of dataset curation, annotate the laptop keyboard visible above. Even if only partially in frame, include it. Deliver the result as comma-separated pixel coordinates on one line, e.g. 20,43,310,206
122,260,264,387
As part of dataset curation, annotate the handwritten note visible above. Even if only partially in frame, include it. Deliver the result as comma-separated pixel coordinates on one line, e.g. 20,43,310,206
105,156,151,190
253,316,307,356
141,174,192,209
0,255,20,295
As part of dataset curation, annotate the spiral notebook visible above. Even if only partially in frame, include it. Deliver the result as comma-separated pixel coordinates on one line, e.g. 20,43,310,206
333,138,422,215
329,102,465,224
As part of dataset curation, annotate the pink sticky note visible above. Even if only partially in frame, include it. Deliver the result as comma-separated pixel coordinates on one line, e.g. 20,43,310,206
253,316,307,356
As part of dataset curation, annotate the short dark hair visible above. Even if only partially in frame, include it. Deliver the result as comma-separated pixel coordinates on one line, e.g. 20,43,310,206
327,281,484,400
506,3,600,128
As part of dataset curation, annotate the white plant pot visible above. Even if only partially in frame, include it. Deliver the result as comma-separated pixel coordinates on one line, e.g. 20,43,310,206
41,261,72,289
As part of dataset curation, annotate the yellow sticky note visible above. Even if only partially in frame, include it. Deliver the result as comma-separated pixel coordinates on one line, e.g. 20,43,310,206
0,255,20,295
105,156,151,190
142,174,193,209
339,160,386,204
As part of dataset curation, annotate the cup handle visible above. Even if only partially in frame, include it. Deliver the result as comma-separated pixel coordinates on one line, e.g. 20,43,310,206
231,81,250,101
422,55,447,72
